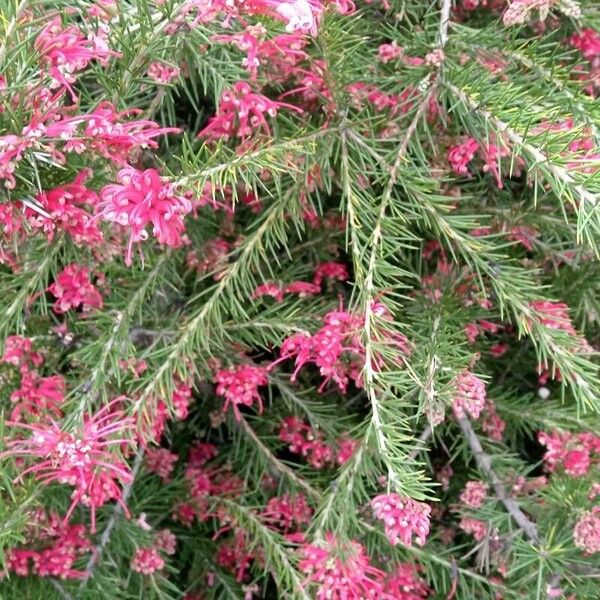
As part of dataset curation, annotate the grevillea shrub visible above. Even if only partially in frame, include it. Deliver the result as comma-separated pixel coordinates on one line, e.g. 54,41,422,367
2,0,600,598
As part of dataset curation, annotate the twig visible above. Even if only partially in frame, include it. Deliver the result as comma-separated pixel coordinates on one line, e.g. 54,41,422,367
78,451,145,593
237,415,320,500
408,424,433,461
437,0,453,49
457,417,540,544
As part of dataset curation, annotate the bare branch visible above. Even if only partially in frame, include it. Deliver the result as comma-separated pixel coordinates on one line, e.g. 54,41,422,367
457,417,540,544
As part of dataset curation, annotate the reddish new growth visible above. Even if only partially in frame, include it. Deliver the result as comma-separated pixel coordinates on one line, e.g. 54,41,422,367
3,399,135,531
299,533,387,599
214,364,268,420
48,264,103,313
198,81,302,141
98,167,193,265
370,494,431,547
451,371,487,420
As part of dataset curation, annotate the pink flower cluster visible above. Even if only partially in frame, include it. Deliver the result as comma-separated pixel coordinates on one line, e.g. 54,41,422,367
98,167,193,265
2,335,67,422
261,493,313,531
574,509,600,554
299,535,426,599
131,547,165,574
447,137,516,188
459,481,488,508
459,516,488,542
199,81,302,141
279,416,358,468
5,511,91,579
214,364,268,420
48,264,103,313
271,308,365,392
299,533,387,599
23,171,102,245
451,371,487,420
3,399,135,531
570,28,600,61
538,429,600,477
145,447,179,482
35,17,118,100
370,494,431,547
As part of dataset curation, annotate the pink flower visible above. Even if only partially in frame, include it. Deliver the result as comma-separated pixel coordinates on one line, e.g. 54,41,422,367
252,281,284,302
459,481,488,508
10,370,66,422
214,364,268,420
378,41,404,63
198,81,302,141
448,138,478,175
451,371,487,420
48,264,103,313
459,516,488,541
5,512,91,579
81,102,180,163
145,447,179,482
482,409,506,442
261,493,312,531
188,441,219,467
2,399,135,531
570,28,600,60
270,308,366,392
284,280,321,296
273,0,321,35
574,509,600,554
385,563,430,600
313,261,348,286
464,322,479,344
172,380,193,420
148,61,180,84
278,417,334,468
336,436,359,465
1,336,43,368
131,547,165,574
34,18,118,99
480,141,513,188
24,171,103,245
299,533,387,599
98,168,192,265
528,300,577,335
154,529,177,555
370,494,431,547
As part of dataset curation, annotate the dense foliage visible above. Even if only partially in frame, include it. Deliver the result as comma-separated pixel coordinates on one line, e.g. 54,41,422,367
1,0,600,598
